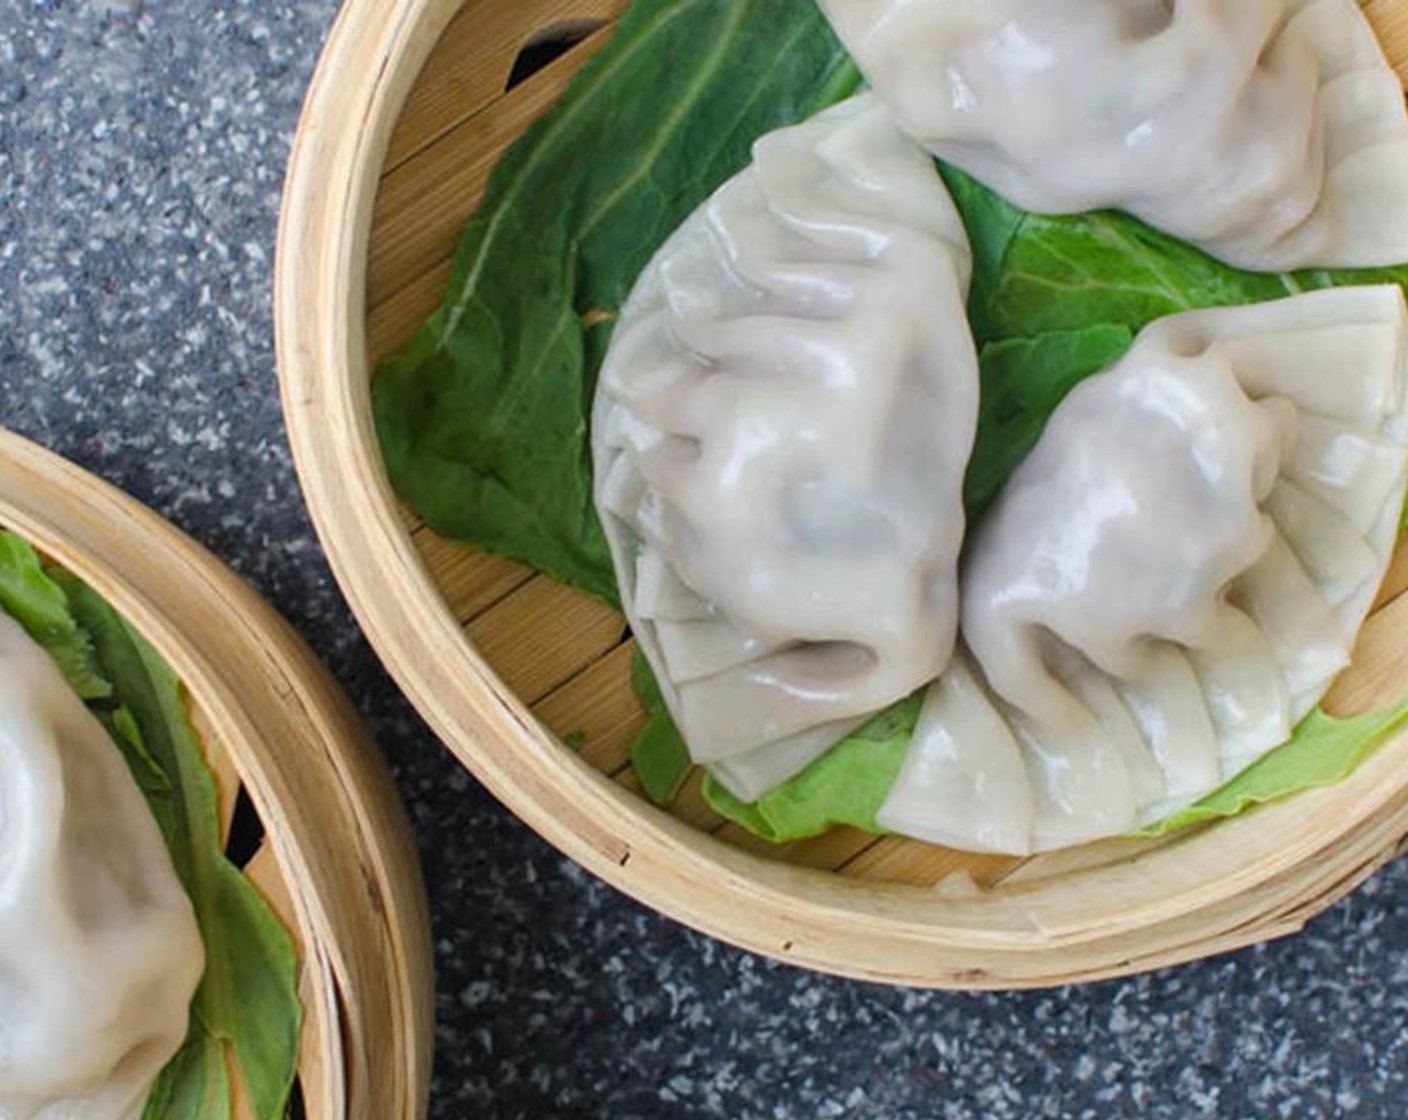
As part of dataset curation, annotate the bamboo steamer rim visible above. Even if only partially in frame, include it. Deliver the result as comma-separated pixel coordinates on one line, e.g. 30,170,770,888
0,428,433,1118
276,0,1408,988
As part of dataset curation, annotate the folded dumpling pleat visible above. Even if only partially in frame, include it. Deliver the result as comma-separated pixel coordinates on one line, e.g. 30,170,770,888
1187,613,1294,773
881,288,1408,854
1288,417,1408,532
1112,645,1221,805
1265,480,1380,606
878,657,1034,855
592,94,980,788
818,0,1408,271
707,719,868,804
1231,534,1350,714
1010,703,1142,854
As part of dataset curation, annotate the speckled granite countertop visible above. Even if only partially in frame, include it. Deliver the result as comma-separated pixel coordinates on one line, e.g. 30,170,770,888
5,3,1408,1117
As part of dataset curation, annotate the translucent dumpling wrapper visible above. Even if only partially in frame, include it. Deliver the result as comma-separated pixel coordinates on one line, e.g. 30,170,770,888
817,0,1408,271
0,613,204,1120
592,94,980,801
880,287,1408,854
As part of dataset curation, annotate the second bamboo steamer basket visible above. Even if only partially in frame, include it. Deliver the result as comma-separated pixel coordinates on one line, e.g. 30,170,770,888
277,0,1408,987
0,429,433,1117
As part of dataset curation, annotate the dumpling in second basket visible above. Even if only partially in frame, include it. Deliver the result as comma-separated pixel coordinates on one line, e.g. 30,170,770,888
592,94,980,801
0,612,205,1120
880,287,1408,855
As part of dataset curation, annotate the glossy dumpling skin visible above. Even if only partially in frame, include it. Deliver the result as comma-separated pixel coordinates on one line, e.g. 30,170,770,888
0,614,204,1120
880,287,1408,854
818,0,1408,271
592,94,979,800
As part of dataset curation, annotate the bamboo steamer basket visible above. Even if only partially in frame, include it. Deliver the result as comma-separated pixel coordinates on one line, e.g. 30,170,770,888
277,0,1408,988
0,429,433,1117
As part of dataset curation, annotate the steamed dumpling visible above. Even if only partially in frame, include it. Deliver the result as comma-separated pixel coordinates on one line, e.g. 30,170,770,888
817,0,1408,271
0,613,204,1120
592,94,980,800
880,287,1408,854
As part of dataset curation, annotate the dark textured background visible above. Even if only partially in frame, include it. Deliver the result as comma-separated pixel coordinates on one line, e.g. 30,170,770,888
4,3,1408,1117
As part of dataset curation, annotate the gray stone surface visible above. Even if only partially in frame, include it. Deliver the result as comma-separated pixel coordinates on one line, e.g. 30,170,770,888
3,2,1408,1117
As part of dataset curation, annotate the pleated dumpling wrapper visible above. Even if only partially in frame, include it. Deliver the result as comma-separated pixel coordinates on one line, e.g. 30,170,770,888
592,93,979,802
880,287,1408,855
817,0,1408,271
0,612,204,1120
